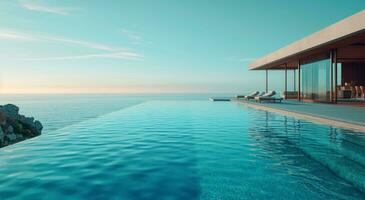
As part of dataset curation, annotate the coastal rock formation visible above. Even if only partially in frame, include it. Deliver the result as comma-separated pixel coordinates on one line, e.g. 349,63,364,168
0,104,43,148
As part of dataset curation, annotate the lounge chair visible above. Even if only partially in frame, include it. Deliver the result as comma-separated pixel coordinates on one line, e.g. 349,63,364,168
355,86,361,98
255,91,283,103
246,91,265,100
236,91,259,99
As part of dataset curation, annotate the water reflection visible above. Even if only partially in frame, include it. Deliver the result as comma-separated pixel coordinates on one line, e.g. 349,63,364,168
248,111,365,195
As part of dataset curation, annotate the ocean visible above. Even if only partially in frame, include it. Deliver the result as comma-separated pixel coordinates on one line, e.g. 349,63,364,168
0,93,231,134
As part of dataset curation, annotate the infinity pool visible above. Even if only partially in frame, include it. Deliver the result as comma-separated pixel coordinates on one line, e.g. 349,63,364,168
1,101,365,199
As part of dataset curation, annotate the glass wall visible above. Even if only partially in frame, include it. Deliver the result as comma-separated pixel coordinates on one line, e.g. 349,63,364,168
337,63,342,86
300,57,331,102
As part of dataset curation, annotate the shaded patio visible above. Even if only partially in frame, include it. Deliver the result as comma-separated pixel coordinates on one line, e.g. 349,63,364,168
249,10,365,104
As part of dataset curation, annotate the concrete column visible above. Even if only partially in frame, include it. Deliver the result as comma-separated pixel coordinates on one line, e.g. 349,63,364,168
330,50,334,102
266,68,268,93
298,60,301,101
284,64,287,99
294,69,296,91
333,49,338,103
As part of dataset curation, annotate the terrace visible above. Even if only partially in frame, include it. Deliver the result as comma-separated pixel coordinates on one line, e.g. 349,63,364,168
234,100,365,132
239,10,365,132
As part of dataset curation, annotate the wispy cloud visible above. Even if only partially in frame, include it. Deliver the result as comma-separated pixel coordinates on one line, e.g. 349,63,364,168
20,1,71,15
0,29,144,61
0,29,119,51
0,30,36,41
46,36,118,51
14,51,144,61
121,29,142,45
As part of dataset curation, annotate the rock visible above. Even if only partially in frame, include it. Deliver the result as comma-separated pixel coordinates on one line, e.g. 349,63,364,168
7,125,14,133
0,110,6,125
23,129,32,137
16,134,23,140
25,117,35,126
2,104,19,119
18,115,27,123
11,121,23,134
6,133,17,141
0,127,4,142
0,104,42,147
34,121,43,132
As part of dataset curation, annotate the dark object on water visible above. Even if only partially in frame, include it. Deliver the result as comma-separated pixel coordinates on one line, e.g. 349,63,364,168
209,97,231,101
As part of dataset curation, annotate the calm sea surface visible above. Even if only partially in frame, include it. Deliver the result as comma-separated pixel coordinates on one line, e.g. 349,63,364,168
0,94,226,133
0,94,365,199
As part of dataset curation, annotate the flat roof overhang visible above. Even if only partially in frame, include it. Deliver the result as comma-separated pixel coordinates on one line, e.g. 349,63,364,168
249,10,365,70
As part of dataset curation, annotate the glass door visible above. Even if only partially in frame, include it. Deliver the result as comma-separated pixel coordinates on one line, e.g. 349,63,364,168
301,57,331,102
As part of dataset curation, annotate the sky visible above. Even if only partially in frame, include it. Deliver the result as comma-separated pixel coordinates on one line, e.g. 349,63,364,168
0,0,364,94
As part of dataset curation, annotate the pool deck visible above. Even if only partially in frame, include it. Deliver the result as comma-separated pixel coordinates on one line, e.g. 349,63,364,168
233,99,365,133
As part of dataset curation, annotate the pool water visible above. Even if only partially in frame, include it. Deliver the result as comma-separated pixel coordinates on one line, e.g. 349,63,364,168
1,101,365,199
0,94,216,133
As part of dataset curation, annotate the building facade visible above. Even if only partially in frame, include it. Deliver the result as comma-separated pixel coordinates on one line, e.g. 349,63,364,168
249,10,365,103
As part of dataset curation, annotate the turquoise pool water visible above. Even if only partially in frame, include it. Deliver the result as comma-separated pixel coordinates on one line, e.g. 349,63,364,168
1,100,365,199
0,94,220,133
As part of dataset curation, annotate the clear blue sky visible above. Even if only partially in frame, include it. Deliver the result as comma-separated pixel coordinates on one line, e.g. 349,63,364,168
0,0,364,93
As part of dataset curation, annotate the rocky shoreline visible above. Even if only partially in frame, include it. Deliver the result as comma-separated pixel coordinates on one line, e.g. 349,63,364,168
0,104,43,148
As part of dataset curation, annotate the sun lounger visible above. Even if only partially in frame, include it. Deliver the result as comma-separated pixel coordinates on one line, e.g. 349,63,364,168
236,91,259,99
246,91,265,100
255,91,283,103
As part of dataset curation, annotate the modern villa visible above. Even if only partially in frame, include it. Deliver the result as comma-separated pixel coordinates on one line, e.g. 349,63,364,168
249,10,365,104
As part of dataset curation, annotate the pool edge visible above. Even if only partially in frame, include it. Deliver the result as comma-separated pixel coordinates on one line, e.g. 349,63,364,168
234,100,365,133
